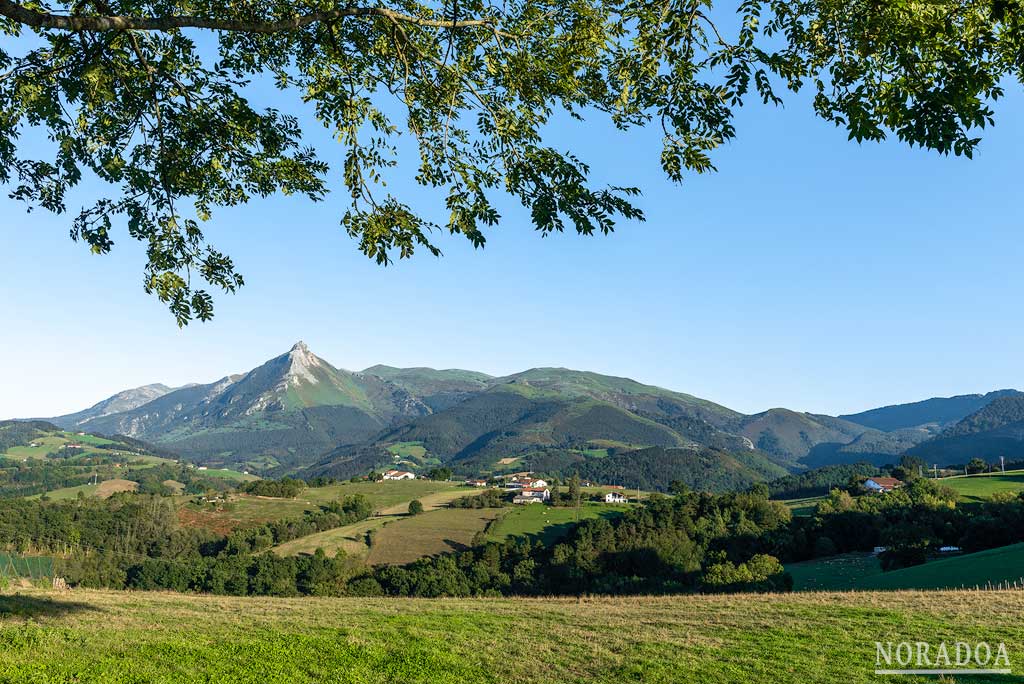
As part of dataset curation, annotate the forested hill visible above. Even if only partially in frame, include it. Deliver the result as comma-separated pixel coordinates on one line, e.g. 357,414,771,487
840,390,1023,432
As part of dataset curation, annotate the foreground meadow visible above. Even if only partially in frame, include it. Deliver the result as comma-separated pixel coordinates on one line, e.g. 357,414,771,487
1,588,1023,683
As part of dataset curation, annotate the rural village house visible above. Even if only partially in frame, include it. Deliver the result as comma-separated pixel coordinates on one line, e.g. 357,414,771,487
383,470,416,480
864,477,903,493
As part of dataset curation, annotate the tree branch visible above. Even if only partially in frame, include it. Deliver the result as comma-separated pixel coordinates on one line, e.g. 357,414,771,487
0,0,503,34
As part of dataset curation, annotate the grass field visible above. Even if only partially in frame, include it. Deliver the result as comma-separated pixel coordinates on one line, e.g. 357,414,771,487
788,544,1024,592
787,553,884,591
486,502,628,544
781,496,825,516
179,480,466,534
366,508,505,565
2,588,1024,683
942,471,1024,503
272,488,483,559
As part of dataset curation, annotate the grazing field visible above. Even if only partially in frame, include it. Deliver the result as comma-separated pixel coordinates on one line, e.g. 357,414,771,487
942,471,1024,503
786,553,884,591
273,516,392,558
2,588,1024,683
365,508,505,565
273,489,481,559
788,544,1024,592
486,502,628,544
858,544,1024,591
194,468,259,482
781,496,825,516
178,480,465,533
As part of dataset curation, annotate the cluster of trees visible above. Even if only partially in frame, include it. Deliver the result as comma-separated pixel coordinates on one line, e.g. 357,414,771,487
767,462,883,500
239,478,307,498
450,489,507,509
220,495,373,554
0,459,100,498
370,489,794,596
0,491,374,595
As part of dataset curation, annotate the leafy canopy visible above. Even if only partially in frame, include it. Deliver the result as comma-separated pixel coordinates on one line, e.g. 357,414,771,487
1,0,1020,324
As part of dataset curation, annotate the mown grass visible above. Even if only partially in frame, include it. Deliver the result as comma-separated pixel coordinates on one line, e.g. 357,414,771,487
272,488,482,559
788,544,1024,592
787,553,884,591
179,481,465,534
943,471,1024,503
366,508,505,565
1,588,1023,683
781,496,825,517
487,502,628,544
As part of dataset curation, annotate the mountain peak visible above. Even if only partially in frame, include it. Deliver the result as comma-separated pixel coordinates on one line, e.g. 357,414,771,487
284,341,321,384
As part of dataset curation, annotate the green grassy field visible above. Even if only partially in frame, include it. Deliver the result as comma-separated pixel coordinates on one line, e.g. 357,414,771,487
781,496,825,516
366,507,505,565
179,480,466,534
1,588,1023,683
788,544,1024,592
194,467,259,482
787,553,884,591
272,487,482,559
942,471,1024,503
486,502,628,544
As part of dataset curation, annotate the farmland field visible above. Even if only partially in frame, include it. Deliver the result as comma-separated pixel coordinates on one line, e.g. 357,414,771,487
786,553,884,591
1,588,1023,683
788,544,1024,592
272,487,481,559
178,480,465,533
365,507,505,565
486,502,628,544
942,471,1024,503
781,496,825,516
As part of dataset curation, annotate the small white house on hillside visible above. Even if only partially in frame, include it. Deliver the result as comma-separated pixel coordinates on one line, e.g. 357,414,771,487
864,477,903,493
604,491,627,504
383,470,416,480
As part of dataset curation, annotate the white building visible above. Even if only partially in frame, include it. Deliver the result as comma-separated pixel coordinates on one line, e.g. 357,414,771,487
513,488,550,504
383,470,416,480
604,491,627,504
864,477,903,493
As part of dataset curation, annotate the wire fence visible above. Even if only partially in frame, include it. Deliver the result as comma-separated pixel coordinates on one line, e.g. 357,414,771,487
0,552,54,582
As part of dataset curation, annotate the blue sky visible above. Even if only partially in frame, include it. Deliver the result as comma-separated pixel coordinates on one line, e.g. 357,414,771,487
2,76,1022,419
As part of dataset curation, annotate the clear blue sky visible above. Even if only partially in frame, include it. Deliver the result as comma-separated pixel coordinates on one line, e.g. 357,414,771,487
2,77,1022,419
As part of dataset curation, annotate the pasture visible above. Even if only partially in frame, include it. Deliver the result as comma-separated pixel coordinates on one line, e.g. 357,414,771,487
942,470,1024,503
487,502,628,544
1,588,1023,683
365,507,505,565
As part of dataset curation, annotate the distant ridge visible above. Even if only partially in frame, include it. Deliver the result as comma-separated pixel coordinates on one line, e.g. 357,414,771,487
24,347,1024,479
840,389,1023,432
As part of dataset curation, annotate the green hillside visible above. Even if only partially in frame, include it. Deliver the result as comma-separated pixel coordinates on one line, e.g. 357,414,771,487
0,421,198,498
942,471,1024,503
1,588,1022,684
789,544,1024,591
840,390,1022,432
909,396,1024,462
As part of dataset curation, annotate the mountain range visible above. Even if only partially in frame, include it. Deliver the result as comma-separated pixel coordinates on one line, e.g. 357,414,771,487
26,342,1024,490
